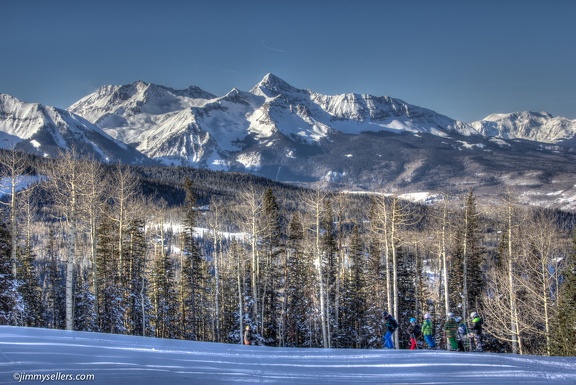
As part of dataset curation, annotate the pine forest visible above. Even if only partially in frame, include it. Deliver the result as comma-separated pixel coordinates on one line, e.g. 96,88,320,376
1,149,575,357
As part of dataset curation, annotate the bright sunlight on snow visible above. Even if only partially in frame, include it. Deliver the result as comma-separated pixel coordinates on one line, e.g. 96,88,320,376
1,327,575,385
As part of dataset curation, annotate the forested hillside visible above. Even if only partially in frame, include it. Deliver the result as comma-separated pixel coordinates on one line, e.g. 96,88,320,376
0,149,575,357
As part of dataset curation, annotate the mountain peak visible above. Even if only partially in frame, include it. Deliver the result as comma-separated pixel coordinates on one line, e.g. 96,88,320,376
250,73,299,97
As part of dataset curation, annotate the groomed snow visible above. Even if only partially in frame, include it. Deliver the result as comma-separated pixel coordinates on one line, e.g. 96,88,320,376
1,326,575,384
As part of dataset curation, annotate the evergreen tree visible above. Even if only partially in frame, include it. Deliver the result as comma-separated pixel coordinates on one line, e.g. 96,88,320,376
124,218,149,336
397,247,417,349
448,229,465,312
74,269,96,332
285,212,309,347
0,220,22,325
464,191,485,316
340,225,366,348
150,229,177,339
41,227,66,330
262,188,283,344
95,212,125,334
321,198,338,347
180,178,205,340
550,228,576,356
17,241,43,327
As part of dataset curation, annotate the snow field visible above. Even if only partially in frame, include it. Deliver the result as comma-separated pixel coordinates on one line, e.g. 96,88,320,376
1,326,575,384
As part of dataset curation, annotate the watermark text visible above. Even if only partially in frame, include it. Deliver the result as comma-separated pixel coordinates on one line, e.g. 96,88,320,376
13,372,95,383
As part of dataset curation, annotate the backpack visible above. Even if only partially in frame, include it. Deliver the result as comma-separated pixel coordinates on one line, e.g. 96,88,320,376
386,317,398,332
412,324,421,338
422,319,433,336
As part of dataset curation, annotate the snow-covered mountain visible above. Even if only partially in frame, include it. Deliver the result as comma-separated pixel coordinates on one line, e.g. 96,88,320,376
5,74,576,209
471,111,576,145
64,74,576,210
69,73,478,169
0,93,150,164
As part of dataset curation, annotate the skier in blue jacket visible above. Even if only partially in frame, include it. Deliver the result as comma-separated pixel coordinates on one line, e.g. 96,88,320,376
382,311,398,349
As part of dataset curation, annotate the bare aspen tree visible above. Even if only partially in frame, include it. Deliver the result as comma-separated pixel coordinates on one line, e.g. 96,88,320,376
389,195,421,348
372,194,420,348
45,149,86,331
238,184,264,333
108,163,140,279
332,193,347,346
0,149,29,277
229,240,246,344
484,193,527,354
301,188,330,348
521,210,567,355
372,193,421,348
370,194,392,314
208,197,226,342
462,199,470,320
505,196,521,354
439,195,450,315
82,160,105,325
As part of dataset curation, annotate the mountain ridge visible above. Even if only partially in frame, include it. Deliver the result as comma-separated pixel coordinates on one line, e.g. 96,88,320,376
69,74,482,168
471,111,576,145
3,74,576,209
0,93,151,164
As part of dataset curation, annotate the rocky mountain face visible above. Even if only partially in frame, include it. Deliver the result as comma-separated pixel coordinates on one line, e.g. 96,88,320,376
471,111,576,146
3,74,576,210
0,93,150,164
69,73,478,167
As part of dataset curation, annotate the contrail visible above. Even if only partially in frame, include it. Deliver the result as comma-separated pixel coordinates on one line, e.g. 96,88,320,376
261,36,287,53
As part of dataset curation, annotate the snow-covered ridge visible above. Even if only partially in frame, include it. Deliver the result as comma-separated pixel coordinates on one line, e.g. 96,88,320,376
471,111,576,144
0,93,150,163
66,74,479,168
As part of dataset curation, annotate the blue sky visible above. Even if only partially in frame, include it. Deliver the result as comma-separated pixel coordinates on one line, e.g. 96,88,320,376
1,0,575,123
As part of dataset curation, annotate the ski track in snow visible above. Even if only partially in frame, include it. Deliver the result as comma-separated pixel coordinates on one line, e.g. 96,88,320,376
1,326,575,384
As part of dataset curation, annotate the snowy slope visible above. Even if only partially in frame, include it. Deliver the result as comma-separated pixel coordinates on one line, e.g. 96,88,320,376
471,111,576,145
69,81,216,146
0,93,151,164
1,326,575,385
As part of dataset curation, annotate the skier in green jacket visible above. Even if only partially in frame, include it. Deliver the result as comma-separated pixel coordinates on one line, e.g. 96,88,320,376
444,312,459,351
421,313,436,349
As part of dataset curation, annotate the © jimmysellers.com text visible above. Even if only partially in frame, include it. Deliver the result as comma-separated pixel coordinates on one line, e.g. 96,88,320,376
12,372,95,383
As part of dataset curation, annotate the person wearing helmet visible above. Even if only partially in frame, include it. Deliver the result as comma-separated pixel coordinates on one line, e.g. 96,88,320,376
243,325,252,345
470,311,484,352
455,316,468,351
444,312,458,351
421,313,436,349
407,317,421,350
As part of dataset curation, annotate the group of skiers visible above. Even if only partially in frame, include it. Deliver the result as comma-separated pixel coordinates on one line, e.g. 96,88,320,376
383,311,484,352
244,311,484,350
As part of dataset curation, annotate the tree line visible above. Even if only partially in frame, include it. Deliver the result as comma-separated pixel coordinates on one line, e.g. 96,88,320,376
0,149,575,356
